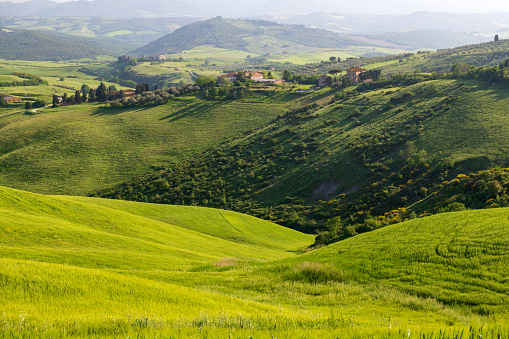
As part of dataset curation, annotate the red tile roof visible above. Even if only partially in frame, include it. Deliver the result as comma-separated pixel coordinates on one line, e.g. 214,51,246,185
347,67,367,72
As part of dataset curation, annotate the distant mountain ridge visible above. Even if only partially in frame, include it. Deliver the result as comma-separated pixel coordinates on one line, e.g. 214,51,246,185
256,11,509,35
133,17,367,55
0,0,201,18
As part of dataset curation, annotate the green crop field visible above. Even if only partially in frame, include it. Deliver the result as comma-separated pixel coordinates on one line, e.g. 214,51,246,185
0,185,507,338
0,59,133,101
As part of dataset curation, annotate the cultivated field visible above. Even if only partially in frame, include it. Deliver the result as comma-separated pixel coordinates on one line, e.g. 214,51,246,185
0,186,507,338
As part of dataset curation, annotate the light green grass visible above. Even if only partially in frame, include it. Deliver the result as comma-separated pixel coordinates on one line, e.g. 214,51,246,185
0,186,508,337
0,186,312,270
0,95,293,195
0,59,127,101
104,30,133,37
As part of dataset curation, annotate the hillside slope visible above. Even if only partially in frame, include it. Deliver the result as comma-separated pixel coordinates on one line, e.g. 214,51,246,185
96,78,509,233
380,39,509,74
133,17,366,55
0,186,313,270
2,187,508,336
0,95,291,195
289,208,509,310
0,28,116,61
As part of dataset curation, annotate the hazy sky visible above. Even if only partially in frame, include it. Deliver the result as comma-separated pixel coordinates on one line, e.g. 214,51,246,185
1,0,508,14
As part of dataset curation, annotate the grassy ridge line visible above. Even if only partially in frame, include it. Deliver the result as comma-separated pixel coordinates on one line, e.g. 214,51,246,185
0,186,313,270
292,208,509,308
65,196,313,251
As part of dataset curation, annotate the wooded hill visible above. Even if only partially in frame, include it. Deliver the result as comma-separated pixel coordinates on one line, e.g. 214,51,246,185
0,28,131,61
133,17,367,56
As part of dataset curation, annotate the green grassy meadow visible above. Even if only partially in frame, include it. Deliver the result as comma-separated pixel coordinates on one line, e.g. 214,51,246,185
0,92,297,195
0,59,131,101
0,185,508,338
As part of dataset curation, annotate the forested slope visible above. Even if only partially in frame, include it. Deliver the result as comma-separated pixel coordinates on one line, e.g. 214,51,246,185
0,28,116,61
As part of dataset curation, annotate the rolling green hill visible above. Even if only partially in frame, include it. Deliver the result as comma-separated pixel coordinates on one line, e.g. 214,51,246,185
278,207,509,312
0,186,312,269
0,94,292,195
133,17,367,56
95,77,509,235
380,39,509,74
0,185,508,337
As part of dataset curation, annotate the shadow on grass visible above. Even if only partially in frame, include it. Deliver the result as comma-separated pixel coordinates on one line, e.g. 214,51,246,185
159,100,228,122
90,104,161,116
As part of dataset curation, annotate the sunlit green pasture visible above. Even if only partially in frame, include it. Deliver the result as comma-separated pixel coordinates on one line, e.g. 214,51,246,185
0,59,131,101
0,94,294,195
165,46,255,63
0,186,508,337
0,186,312,269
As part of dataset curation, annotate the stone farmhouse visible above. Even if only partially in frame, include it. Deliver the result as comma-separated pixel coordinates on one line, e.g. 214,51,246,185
347,67,367,83
217,71,265,85
0,94,22,104
318,75,328,87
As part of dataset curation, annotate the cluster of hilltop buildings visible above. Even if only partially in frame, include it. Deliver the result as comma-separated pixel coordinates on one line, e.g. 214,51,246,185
217,67,369,87
318,67,369,86
217,71,285,85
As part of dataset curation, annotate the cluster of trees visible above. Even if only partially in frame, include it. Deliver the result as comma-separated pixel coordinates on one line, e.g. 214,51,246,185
51,81,202,108
107,84,200,108
449,59,509,83
205,86,247,100
24,98,47,110
0,72,47,87
195,75,255,100
283,70,321,85
0,97,6,106
53,89,87,107
359,69,382,82
282,69,367,88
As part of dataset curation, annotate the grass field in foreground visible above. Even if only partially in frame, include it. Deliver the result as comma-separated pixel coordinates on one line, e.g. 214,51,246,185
0,186,508,337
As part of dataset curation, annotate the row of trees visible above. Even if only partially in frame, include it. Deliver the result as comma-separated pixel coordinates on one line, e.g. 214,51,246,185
0,72,47,87
107,84,200,108
449,60,509,83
